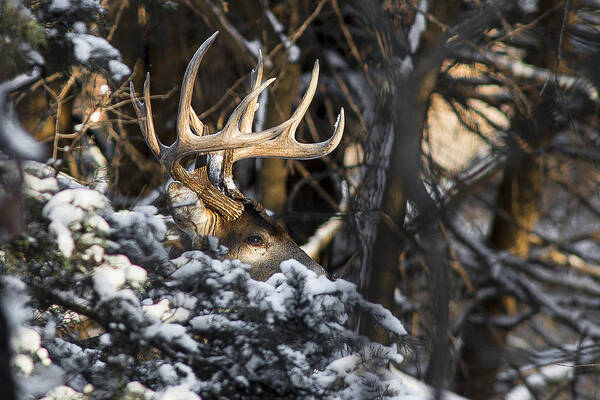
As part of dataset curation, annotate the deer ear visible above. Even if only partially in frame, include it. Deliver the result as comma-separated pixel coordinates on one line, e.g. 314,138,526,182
168,181,219,244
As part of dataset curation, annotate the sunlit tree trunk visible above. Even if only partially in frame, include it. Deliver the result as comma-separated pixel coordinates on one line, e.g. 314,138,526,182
458,150,542,399
458,2,574,398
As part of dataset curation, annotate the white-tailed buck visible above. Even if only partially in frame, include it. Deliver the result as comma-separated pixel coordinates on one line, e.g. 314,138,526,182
130,32,344,280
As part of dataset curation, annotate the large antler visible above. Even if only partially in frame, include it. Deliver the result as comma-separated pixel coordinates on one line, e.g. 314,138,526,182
130,31,345,220
232,61,345,163
130,32,295,219
216,54,345,199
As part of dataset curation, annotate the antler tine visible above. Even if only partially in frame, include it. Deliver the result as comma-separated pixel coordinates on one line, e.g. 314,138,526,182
166,78,295,165
176,31,219,142
189,106,207,136
219,77,301,141
219,51,265,199
240,50,264,134
231,61,345,163
130,74,164,160
177,34,289,154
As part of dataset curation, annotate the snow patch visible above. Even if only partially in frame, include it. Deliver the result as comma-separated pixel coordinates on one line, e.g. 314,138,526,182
408,0,428,53
108,59,131,81
0,69,46,161
161,385,201,400
13,354,35,375
11,327,41,354
126,264,148,288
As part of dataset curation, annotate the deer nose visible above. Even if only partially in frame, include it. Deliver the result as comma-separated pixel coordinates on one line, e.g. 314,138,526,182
290,247,327,277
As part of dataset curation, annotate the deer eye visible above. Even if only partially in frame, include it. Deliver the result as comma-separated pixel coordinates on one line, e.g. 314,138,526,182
245,235,265,247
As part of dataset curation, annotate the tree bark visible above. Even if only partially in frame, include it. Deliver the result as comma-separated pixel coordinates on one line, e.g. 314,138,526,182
457,2,574,398
259,62,301,214
458,151,542,400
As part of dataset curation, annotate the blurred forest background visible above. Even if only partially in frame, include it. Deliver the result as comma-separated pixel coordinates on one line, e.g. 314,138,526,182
2,0,600,399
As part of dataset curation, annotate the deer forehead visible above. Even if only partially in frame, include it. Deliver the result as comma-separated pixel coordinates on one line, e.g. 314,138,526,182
219,205,288,242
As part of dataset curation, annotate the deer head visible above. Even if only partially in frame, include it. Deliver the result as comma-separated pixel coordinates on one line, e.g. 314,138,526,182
129,32,344,280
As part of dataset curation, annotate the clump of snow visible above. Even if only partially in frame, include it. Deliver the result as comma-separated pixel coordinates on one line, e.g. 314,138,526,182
85,214,110,234
49,0,73,11
37,347,52,366
11,327,41,354
143,299,171,320
3,160,415,399
48,0,101,12
93,265,126,298
13,353,35,375
108,59,131,81
143,323,198,353
41,188,108,258
66,33,131,80
24,174,59,200
72,21,86,33
161,385,202,400
126,264,148,288
39,385,85,400
125,381,155,399
0,69,46,161
68,33,118,64
46,187,107,210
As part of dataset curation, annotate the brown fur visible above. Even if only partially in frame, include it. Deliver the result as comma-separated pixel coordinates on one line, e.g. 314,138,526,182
168,182,324,281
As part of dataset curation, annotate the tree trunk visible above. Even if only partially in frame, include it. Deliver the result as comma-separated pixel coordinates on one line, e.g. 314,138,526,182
457,2,574,397
259,60,300,214
458,151,542,400
360,11,461,396
257,4,301,215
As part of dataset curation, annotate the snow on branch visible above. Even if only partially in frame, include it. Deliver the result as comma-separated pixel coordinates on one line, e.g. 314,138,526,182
265,9,301,63
0,70,46,161
449,223,600,340
1,161,420,399
455,48,599,102
408,0,428,54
